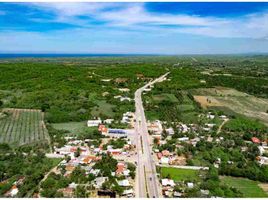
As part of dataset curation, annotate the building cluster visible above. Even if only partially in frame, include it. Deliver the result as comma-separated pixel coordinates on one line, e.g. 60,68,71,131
44,112,136,198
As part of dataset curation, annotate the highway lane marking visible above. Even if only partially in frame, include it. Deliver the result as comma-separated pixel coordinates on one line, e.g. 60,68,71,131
143,165,149,198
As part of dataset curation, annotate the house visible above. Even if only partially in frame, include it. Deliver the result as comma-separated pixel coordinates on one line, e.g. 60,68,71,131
101,79,111,82
98,124,108,134
187,182,194,189
90,169,100,176
104,119,114,124
207,113,215,119
162,150,170,157
108,149,122,156
157,152,163,160
219,115,227,119
161,179,175,187
58,187,74,198
120,97,132,102
160,157,169,164
252,137,261,144
178,137,189,142
118,179,130,187
69,182,77,189
179,124,189,133
121,112,134,124
65,165,75,173
122,189,134,197
81,155,97,164
93,177,108,189
123,169,130,176
87,119,102,127
116,163,125,175
108,129,127,137
147,120,163,135
257,156,268,165
205,123,216,128
118,88,130,92
5,185,18,197
174,191,183,197
166,127,175,135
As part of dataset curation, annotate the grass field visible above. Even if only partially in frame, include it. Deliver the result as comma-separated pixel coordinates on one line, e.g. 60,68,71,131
192,87,268,126
0,108,50,146
152,93,179,103
221,176,268,197
160,167,199,182
51,121,87,133
91,100,116,118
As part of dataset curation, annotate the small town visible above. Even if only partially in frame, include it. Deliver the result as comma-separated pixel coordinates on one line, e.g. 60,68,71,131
1,2,268,199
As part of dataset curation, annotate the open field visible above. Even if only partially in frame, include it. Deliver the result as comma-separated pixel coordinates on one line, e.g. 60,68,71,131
221,176,268,197
152,93,179,103
51,121,87,133
192,87,268,126
0,108,50,146
160,167,199,182
91,100,116,118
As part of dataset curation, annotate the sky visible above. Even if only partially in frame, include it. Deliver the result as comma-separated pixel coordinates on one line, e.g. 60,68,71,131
1,2,268,54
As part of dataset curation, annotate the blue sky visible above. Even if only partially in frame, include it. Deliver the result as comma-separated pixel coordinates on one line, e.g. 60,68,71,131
1,2,268,54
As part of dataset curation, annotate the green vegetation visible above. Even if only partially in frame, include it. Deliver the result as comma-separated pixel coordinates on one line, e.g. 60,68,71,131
0,148,61,197
224,116,267,133
160,167,199,182
0,62,166,123
152,93,179,103
51,121,87,133
221,176,268,197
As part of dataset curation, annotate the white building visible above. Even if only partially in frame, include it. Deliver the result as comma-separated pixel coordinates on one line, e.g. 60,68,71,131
161,179,175,187
87,119,102,127
160,157,169,164
147,120,163,135
118,179,130,187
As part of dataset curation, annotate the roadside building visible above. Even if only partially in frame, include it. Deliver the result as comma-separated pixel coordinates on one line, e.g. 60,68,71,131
87,119,102,127
147,120,163,135
161,179,175,187
108,129,127,137
118,179,130,187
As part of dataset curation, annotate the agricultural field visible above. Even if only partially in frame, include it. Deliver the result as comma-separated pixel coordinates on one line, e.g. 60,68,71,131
0,108,50,146
191,87,268,126
221,176,268,197
159,167,200,182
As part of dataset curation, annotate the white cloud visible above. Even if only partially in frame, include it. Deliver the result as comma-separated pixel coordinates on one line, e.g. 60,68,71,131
6,3,268,40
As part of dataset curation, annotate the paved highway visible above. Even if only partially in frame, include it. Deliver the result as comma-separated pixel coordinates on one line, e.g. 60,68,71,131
134,72,169,198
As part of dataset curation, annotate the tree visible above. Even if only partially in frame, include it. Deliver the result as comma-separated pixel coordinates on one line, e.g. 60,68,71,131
112,184,124,195
74,148,81,157
75,186,87,198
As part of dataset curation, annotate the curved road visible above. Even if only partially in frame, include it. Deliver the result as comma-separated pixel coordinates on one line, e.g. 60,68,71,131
134,72,169,198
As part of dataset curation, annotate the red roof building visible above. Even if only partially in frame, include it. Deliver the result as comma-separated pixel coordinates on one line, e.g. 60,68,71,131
157,153,163,160
252,137,261,144
116,163,125,174
162,150,170,157
98,124,108,133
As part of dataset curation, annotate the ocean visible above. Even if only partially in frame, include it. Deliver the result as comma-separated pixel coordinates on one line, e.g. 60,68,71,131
0,53,157,59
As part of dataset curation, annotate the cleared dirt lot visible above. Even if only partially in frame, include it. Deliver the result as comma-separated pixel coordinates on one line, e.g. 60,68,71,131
192,87,268,126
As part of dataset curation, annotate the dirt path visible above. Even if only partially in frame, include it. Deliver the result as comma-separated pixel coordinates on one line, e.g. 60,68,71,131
37,165,59,197
217,118,229,134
